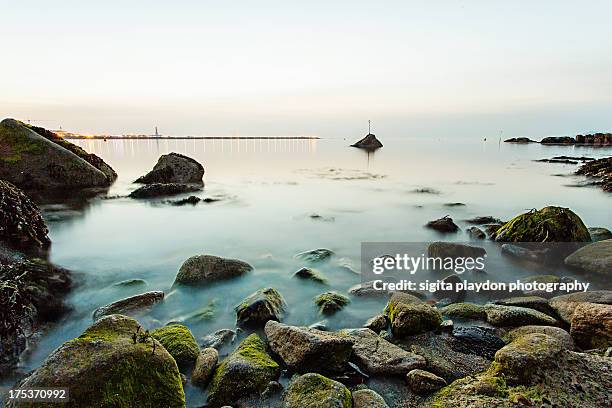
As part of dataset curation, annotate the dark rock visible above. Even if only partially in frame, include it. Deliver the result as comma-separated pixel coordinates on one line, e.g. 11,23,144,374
540,136,576,144
466,226,485,240
588,227,612,242
504,137,536,143
432,274,466,303
170,195,201,206
482,223,503,238
364,314,388,332
129,183,202,198
535,158,578,164
0,180,50,254
264,320,354,373
425,216,459,233
293,267,327,284
351,133,383,150
92,291,164,320
0,119,113,190
112,278,147,287
173,254,253,287
235,287,286,327
575,157,612,192
444,202,466,207
451,326,506,360
464,216,502,225
314,292,350,315
135,152,204,184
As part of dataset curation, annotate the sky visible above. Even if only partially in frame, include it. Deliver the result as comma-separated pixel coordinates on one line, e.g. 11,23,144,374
1,0,611,138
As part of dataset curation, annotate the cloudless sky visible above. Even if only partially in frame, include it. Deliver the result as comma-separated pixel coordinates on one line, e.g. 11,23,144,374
1,0,611,138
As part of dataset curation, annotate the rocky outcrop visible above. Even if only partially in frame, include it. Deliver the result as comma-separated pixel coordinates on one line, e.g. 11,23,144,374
314,292,350,314
493,206,591,242
0,180,50,254
576,157,611,192
540,136,576,144
504,137,536,143
173,254,252,287
92,291,164,320
565,239,612,277
129,183,202,198
264,320,353,373
283,373,352,408
7,315,185,408
425,216,459,233
208,333,279,407
191,347,218,388
235,287,286,327
135,153,204,184
569,302,612,349
150,324,199,368
351,133,383,150
0,119,113,190
343,328,425,375
384,293,443,337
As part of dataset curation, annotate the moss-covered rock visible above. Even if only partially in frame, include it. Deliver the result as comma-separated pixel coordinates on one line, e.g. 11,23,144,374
151,324,199,368
314,291,350,315
235,287,286,327
0,118,112,190
406,369,447,394
384,293,442,337
6,314,185,408
483,304,560,327
439,303,487,321
503,326,574,350
493,206,591,242
207,333,279,407
352,389,388,408
283,373,352,408
173,254,253,287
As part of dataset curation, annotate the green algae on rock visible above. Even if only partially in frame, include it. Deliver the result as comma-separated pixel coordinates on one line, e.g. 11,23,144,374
314,291,350,314
235,287,286,327
207,333,279,407
493,206,590,242
384,293,442,337
151,324,200,368
283,373,353,408
6,314,185,408
439,303,487,321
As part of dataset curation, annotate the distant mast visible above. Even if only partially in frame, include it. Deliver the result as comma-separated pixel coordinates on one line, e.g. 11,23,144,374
154,126,160,137
368,120,371,135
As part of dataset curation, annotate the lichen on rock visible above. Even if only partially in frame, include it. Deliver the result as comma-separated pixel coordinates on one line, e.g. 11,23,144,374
151,323,200,368
283,373,353,408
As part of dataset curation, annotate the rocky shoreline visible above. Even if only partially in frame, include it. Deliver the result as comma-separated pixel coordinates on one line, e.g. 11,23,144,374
505,133,612,145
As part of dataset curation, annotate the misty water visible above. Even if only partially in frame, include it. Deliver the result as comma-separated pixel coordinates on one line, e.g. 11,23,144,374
15,136,612,405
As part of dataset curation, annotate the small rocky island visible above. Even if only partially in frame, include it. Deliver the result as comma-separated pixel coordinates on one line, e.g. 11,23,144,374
351,133,383,150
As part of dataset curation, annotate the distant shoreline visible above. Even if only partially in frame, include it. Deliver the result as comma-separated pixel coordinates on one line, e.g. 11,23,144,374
63,136,320,140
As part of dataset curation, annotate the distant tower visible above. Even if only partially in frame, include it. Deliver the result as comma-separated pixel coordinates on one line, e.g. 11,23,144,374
154,126,159,137
368,120,372,135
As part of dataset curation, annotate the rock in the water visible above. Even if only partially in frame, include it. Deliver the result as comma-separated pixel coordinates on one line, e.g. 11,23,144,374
465,216,502,224
483,304,559,327
440,303,487,321
92,291,164,320
541,136,576,144
150,323,199,368
351,133,383,150
384,293,443,337
406,369,447,394
293,267,327,284
129,183,202,198
364,314,388,332
264,320,353,373
235,287,286,327
208,334,279,407
112,278,147,288
173,254,253,287
171,195,201,206
135,152,204,184
0,180,50,253
352,389,389,408
500,243,549,262
493,206,591,242
0,119,114,190
0,259,71,377
503,326,574,350
192,347,218,388
427,242,486,260
504,137,536,143
569,302,612,349
493,296,556,317
283,373,352,408
588,227,612,242
314,292,350,315
6,315,185,408
201,329,236,350
466,226,486,240
549,290,612,324
344,328,426,375
565,239,612,277
295,248,334,263
425,216,459,233
575,156,612,193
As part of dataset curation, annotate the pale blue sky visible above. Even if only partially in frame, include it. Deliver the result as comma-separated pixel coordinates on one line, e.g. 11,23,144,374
1,0,611,137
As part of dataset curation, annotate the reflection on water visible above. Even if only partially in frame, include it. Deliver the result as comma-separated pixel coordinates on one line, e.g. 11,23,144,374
11,137,611,406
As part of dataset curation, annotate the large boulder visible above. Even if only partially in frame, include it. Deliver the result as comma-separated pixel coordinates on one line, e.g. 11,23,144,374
173,254,253,287
343,328,425,375
549,290,612,324
0,180,50,254
235,287,286,327
129,183,202,198
351,133,383,150
7,315,185,408
264,320,353,373
92,291,164,320
493,206,590,242
283,373,352,408
150,324,200,368
208,333,279,407
135,152,204,184
0,118,112,190
569,302,612,349
565,239,612,277
384,293,443,337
